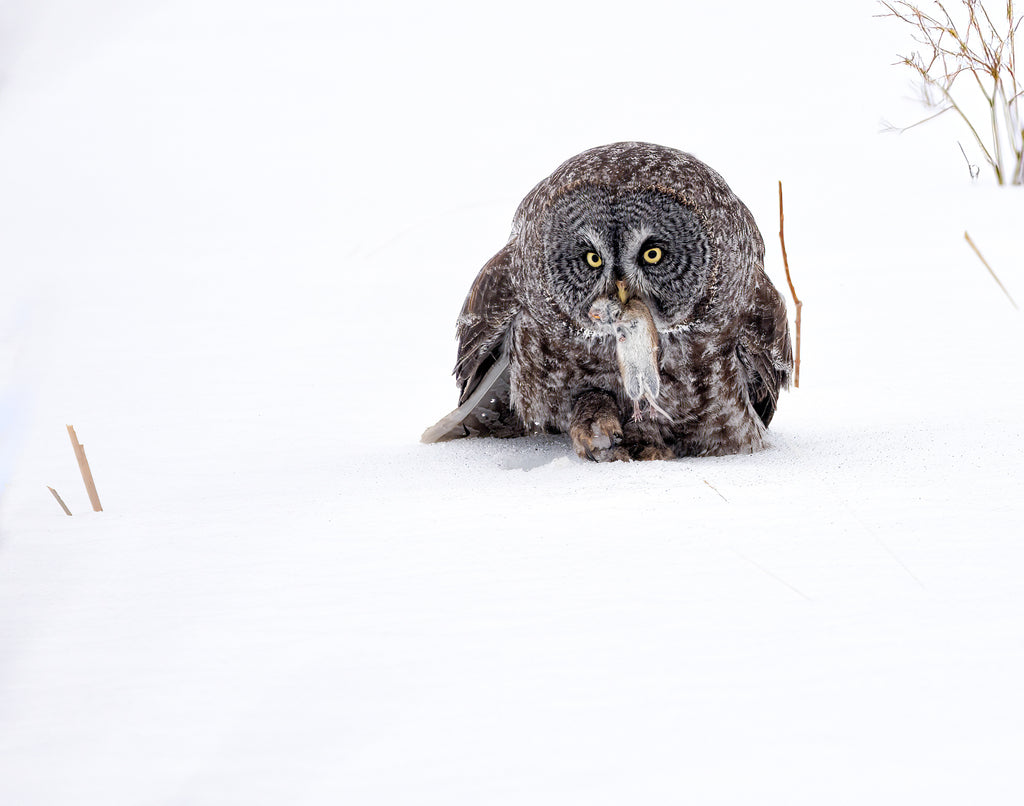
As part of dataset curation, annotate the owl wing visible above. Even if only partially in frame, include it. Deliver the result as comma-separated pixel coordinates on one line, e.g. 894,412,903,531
737,275,793,428
421,242,524,443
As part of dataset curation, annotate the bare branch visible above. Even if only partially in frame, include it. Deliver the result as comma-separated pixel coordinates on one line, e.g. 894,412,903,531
778,181,802,388
965,231,1019,307
879,0,1023,183
67,425,103,512
959,140,983,176
47,486,73,516
885,105,956,133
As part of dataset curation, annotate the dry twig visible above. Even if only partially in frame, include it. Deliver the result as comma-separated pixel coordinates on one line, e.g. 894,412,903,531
778,181,802,388
47,486,72,516
878,0,1024,184
67,425,103,512
704,479,729,502
964,230,1019,307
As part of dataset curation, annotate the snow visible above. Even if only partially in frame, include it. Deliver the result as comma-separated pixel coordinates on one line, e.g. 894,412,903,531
1,0,1022,803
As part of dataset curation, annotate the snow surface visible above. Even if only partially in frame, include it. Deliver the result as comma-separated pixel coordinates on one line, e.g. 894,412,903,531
1,1,1022,803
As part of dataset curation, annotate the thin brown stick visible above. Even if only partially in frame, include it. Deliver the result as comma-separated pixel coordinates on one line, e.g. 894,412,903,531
47,486,73,516
778,181,802,387
958,140,981,177
704,479,729,503
964,231,1019,308
67,425,103,512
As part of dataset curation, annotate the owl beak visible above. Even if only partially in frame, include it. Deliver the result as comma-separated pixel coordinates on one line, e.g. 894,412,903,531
616,280,629,304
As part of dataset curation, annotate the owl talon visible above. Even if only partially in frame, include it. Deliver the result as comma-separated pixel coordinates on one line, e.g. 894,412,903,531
619,417,674,461
570,404,629,463
636,444,675,461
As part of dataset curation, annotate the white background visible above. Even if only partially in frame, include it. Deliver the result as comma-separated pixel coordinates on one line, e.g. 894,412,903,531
1,1,1022,803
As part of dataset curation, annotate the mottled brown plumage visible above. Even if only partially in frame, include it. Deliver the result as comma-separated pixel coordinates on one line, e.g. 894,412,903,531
422,142,793,460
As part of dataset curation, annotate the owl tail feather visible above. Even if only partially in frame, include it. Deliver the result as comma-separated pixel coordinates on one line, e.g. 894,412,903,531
421,352,519,443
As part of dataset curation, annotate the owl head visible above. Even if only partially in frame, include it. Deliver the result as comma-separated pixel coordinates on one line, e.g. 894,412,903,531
513,142,763,335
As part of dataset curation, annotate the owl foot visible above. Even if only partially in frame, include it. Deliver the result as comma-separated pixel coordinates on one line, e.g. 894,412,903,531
635,444,676,461
570,416,629,462
570,390,629,462
621,419,675,461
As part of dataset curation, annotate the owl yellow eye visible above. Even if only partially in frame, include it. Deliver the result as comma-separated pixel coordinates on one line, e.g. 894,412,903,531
585,251,603,268
642,247,663,265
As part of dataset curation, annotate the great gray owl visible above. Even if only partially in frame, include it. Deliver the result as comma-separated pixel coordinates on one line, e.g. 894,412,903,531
422,142,793,461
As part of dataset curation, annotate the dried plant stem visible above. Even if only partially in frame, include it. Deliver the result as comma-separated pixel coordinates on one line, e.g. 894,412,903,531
47,486,73,516
958,141,981,177
878,0,1024,185
964,231,1019,308
67,425,103,512
778,181,802,388
704,479,729,502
